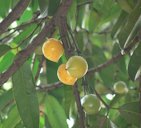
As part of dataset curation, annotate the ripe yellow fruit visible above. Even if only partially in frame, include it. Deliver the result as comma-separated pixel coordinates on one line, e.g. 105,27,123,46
42,38,64,62
81,94,101,115
66,56,88,78
57,64,77,85
113,81,128,94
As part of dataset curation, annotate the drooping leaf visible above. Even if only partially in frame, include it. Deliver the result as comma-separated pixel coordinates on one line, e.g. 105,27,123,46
0,0,10,17
0,51,15,73
0,45,11,57
117,1,141,47
45,95,68,128
1,105,21,128
111,11,128,38
119,102,141,126
0,89,13,111
63,86,74,117
12,62,39,128
48,0,61,16
67,0,77,31
128,42,141,81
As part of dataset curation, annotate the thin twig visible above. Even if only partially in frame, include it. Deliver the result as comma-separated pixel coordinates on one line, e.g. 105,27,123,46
94,88,109,109
139,75,141,128
37,82,62,91
34,56,45,82
73,83,85,128
0,0,31,35
87,36,139,75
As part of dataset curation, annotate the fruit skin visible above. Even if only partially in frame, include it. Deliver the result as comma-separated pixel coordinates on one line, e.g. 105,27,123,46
113,81,128,94
66,56,88,79
57,64,77,85
42,38,64,62
81,94,101,115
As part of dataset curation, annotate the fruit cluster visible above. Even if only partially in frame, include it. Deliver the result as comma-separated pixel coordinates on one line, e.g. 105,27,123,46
42,38,102,115
42,38,88,85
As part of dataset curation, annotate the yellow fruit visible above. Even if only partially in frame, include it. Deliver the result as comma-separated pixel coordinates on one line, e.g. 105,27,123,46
57,64,77,85
66,56,88,78
42,38,64,62
113,81,128,94
81,94,101,115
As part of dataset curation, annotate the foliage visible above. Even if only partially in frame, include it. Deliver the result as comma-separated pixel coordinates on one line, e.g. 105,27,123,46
0,0,141,128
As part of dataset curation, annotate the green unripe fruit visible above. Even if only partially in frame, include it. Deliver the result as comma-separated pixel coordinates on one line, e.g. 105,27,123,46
81,94,101,115
66,56,88,79
113,81,128,94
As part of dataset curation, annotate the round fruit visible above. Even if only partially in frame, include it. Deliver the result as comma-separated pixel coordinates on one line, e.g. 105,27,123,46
81,94,101,115
95,84,109,94
57,64,77,85
66,56,88,78
42,38,64,62
113,81,128,94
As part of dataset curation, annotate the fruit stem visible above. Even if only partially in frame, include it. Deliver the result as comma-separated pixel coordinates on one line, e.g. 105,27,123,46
138,74,141,127
94,88,109,109
73,83,85,128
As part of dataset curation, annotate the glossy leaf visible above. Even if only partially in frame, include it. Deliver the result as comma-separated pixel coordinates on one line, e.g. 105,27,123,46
0,45,11,57
117,1,141,47
119,102,141,126
0,51,15,73
128,42,141,81
67,0,77,31
12,62,39,128
45,95,68,128
0,0,10,17
111,11,128,38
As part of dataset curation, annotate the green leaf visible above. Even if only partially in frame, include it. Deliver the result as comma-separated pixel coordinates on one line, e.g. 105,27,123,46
1,105,21,128
48,0,61,16
30,0,39,12
0,90,13,111
111,11,128,38
46,60,61,83
128,42,141,81
117,1,141,47
13,24,37,45
0,0,10,17
45,95,68,128
67,0,77,31
0,51,15,73
119,102,141,126
0,45,11,58
12,62,39,128
38,0,48,14
63,86,74,117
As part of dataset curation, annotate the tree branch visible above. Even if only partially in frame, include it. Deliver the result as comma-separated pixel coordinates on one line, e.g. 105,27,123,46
87,36,139,75
73,83,85,128
0,0,31,35
0,0,73,86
